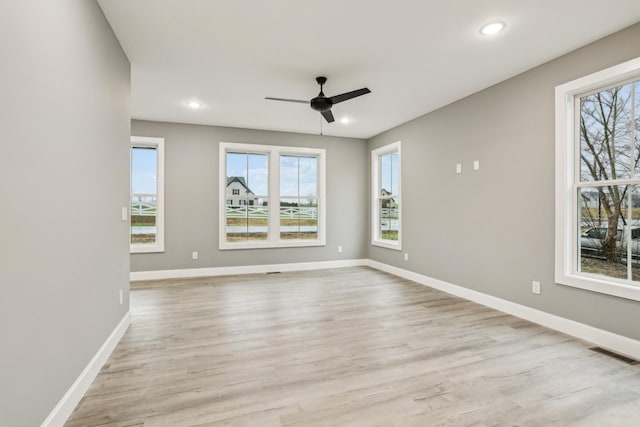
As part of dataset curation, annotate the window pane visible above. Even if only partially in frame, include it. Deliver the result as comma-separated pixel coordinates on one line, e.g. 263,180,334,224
226,152,268,241
580,82,634,182
578,185,630,280
299,156,318,197
380,151,399,198
280,198,318,240
280,155,318,240
280,156,299,196
131,147,157,245
378,199,398,241
379,150,399,242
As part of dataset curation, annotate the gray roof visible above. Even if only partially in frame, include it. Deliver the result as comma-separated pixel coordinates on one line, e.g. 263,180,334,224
227,176,254,194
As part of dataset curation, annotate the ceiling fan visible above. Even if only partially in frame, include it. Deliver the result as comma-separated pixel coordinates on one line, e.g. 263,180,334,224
265,76,371,123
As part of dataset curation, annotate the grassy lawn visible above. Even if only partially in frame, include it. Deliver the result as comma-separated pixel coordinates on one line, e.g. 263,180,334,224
381,230,398,240
131,234,156,244
226,232,318,242
227,217,268,226
580,256,640,280
226,217,317,226
131,215,156,227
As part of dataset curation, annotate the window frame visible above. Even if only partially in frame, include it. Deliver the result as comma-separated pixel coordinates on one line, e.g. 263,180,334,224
219,142,326,250
371,141,402,250
130,136,165,254
555,56,640,301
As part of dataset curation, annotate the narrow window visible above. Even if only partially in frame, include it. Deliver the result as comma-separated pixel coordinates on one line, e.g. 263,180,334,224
372,141,401,250
130,136,164,253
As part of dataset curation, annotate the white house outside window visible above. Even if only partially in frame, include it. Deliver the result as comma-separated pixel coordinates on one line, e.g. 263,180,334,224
372,141,401,250
219,142,326,250
555,57,640,301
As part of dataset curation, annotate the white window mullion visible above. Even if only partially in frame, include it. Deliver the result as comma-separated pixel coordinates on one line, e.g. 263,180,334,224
627,188,633,281
269,150,279,244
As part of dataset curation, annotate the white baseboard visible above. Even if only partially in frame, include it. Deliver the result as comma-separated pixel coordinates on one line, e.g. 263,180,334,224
130,258,368,281
367,260,640,361
41,311,131,427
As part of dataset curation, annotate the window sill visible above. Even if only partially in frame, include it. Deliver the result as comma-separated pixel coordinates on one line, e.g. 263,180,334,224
371,239,402,251
219,240,326,250
557,272,640,302
130,244,164,254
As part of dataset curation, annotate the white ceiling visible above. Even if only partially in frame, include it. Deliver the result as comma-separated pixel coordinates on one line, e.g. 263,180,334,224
98,0,640,139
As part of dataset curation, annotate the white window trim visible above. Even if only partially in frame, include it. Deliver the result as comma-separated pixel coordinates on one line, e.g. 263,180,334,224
219,142,326,250
371,141,402,250
130,136,165,253
555,56,640,301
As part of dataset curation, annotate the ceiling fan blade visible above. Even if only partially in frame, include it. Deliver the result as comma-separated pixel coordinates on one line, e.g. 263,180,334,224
329,88,371,104
321,110,335,123
265,97,309,104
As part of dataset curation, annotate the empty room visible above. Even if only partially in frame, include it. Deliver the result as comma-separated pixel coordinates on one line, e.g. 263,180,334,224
4,1,640,426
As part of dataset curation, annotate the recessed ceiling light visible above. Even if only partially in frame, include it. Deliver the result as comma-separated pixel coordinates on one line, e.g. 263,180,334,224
187,101,202,109
340,117,350,124
480,21,506,36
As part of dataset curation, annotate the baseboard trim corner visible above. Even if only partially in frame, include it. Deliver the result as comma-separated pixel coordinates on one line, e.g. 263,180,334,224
366,260,640,361
41,311,132,427
130,258,368,281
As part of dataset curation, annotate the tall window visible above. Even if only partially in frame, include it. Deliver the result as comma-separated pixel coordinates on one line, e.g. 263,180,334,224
225,152,269,241
280,155,319,240
130,136,164,253
555,57,640,301
219,142,325,249
372,141,401,250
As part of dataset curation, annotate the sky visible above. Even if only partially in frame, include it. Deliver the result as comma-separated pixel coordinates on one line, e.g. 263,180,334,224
226,152,317,198
131,147,157,194
380,151,399,195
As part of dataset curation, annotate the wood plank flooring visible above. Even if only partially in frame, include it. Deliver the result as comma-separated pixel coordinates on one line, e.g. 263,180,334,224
65,267,640,426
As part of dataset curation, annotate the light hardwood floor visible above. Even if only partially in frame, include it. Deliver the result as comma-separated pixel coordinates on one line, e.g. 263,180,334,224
66,267,640,426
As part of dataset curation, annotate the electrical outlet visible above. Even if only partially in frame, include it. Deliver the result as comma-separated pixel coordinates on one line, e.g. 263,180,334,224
119,289,123,305
338,245,343,253
532,281,541,295
473,160,480,170
404,253,409,261
456,163,462,174
192,251,198,260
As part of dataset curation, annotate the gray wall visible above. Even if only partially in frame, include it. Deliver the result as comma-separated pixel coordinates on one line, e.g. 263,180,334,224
0,1,130,425
130,120,368,272
368,23,640,341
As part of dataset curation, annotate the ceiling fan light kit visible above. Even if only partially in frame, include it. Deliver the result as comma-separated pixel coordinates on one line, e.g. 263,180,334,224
266,76,371,123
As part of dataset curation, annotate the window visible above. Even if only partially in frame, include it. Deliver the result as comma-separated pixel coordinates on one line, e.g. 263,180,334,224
280,155,319,240
130,136,164,253
372,141,401,250
555,57,640,301
219,142,325,249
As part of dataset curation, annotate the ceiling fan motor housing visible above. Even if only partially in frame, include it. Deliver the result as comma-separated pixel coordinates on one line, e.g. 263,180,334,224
311,96,332,112
311,76,332,112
